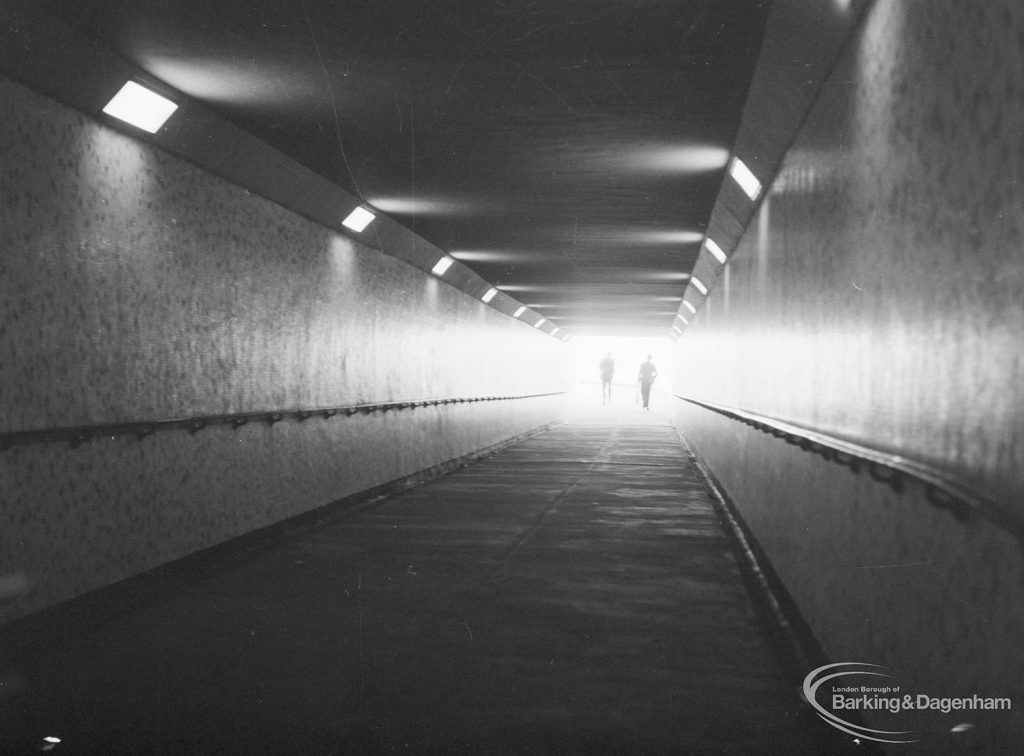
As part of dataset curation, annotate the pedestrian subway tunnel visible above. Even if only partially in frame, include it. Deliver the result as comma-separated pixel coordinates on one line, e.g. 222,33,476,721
2,1,1024,753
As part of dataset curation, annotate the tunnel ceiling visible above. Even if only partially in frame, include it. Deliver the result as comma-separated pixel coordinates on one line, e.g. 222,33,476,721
49,0,771,336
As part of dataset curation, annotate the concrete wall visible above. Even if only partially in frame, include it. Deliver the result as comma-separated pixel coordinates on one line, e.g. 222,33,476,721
673,1,1024,751
0,75,569,624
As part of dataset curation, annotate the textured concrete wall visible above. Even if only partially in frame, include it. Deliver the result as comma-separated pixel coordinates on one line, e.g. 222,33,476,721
674,1,1024,750
0,76,569,624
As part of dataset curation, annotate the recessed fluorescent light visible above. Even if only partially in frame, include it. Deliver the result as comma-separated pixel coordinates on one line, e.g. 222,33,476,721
730,157,762,201
431,257,453,276
342,206,375,232
683,301,697,315
679,315,689,325
705,238,727,264
513,306,526,318
482,287,498,303
550,327,560,336
102,81,178,133
534,318,546,329
691,277,708,295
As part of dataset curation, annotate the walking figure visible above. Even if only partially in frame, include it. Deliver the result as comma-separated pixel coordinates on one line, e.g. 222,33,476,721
599,352,615,404
638,355,658,410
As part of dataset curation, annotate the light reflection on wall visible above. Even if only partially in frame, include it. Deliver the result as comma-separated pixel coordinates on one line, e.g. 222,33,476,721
86,125,152,202
598,144,730,174
534,142,730,176
326,234,359,280
755,193,771,295
853,0,906,181
141,56,314,108
366,196,486,216
723,265,731,318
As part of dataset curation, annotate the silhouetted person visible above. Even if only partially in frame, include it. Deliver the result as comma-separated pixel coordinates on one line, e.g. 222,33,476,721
599,352,615,404
638,355,657,410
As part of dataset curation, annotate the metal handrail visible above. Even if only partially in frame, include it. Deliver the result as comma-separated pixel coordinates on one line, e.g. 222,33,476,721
675,394,1024,542
0,391,567,452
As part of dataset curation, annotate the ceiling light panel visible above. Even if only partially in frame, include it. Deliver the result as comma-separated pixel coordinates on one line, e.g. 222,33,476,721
691,277,708,295
102,81,178,133
705,238,727,264
342,207,375,232
431,257,454,276
729,157,762,201
482,287,497,303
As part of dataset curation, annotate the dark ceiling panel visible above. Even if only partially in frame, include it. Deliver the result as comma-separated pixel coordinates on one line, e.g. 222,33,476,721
47,0,772,336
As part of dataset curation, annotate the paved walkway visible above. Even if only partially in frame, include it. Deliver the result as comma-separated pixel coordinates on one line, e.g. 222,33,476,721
1,410,850,753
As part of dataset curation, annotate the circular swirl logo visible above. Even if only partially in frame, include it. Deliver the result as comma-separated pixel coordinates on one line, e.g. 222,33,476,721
803,662,918,744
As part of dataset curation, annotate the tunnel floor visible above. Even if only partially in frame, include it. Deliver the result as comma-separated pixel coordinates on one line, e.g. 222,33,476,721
1,405,852,754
